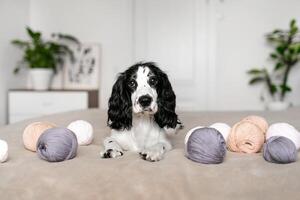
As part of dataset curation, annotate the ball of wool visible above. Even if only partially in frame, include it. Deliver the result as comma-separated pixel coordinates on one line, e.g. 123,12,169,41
242,115,268,133
37,128,78,162
67,120,94,145
23,122,56,152
185,127,226,164
266,123,300,149
263,136,297,164
0,139,8,163
184,126,204,145
210,123,231,141
227,120,265,153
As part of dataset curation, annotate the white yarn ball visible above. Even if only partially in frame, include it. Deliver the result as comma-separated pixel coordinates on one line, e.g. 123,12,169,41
0,139,8,163
266,123,300,150
210,123,231,141
184,126,204,145
67,120,94,145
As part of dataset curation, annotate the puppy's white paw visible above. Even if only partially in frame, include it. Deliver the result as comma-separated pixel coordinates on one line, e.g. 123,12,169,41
140,146,165,162
164,127,177,135
100,148,124,158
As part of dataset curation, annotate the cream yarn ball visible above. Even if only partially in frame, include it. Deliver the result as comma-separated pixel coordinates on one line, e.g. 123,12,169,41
266,123,300,150
67,120,94,145
0,139,8,163
23,122,56,152
210,123,231,141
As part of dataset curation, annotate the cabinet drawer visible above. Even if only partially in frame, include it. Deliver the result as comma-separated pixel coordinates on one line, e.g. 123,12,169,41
9,91,88,115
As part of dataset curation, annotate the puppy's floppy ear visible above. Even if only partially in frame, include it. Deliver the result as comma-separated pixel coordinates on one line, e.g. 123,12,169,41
107,73,132,130
154,69,178,129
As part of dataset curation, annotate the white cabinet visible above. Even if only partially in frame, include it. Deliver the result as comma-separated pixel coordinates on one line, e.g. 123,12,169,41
8,90,98,123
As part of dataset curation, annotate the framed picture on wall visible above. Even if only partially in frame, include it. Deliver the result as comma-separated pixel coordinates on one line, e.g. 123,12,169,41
63,43,101,90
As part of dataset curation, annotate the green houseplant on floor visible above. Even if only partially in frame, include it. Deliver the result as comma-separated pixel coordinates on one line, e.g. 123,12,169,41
248,19,300,110
12,27,80,90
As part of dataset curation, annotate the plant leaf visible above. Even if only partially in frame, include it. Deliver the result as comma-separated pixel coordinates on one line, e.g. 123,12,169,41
272,29,282,34
247,69,264,75
291,27,298,36
26,27,41,43
270,84,277,95
275,62,284,70
280,84,292,92
290,19,296,29
13,67,20,74
11,40,30,48
297,45,300,53
249,77,265,85
52,33,80,45
270,53,278,59
276,46,286,55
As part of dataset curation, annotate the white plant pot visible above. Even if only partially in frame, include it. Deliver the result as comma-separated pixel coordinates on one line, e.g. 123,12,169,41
29,69,53,90
267,101,290,111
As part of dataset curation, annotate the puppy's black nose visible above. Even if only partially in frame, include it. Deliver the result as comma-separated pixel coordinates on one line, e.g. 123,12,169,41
138,95,152,108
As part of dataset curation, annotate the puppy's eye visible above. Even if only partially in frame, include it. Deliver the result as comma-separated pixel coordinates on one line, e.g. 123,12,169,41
128,80,136,88
149,77,158,86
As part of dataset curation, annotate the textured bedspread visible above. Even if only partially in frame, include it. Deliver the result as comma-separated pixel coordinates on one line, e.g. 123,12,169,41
0,108,300,200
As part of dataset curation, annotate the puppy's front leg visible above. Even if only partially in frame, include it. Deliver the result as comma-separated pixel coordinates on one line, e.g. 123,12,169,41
164,119,184,135
100,137,124,158
140,142,172,162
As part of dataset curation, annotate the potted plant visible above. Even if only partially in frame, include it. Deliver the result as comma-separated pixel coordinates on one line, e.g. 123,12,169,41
12,27,79,90
248,19,300,110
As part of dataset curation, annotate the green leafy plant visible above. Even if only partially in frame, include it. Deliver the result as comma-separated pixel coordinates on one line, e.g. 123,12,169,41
248,19,300,101
12,27,80,74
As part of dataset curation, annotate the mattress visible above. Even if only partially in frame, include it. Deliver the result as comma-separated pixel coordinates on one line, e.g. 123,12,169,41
0,108,300,200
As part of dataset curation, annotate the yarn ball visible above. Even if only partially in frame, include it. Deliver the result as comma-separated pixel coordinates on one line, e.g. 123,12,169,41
67,120,94,145
266,123,300,149
227,120,266,153
263,136,297,164
37,128,78,162
0,139,8,163
242,115,269,133
185,127,226,164
184,126,204,145
23,122,56,152
210,123,231,141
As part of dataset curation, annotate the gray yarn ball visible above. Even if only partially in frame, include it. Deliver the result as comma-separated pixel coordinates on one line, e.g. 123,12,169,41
263,136,297,164
37,128,78,162
186,127,226,164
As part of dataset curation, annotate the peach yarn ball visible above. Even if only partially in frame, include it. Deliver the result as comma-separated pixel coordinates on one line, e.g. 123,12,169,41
227,116,268,153
23,122,56,152
242,115,269,133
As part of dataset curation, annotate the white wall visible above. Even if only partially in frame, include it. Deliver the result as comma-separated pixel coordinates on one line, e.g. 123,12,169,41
213,0,300,110
28,0,300,111
0,0,30,125
1,0,300,123
29,0,135,109
133,0,209,110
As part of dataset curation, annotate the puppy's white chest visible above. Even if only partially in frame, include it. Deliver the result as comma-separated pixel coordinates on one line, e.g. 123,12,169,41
132,115,161,150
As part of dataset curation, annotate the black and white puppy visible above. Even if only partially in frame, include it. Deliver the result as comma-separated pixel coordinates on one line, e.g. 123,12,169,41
100,62,182,162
